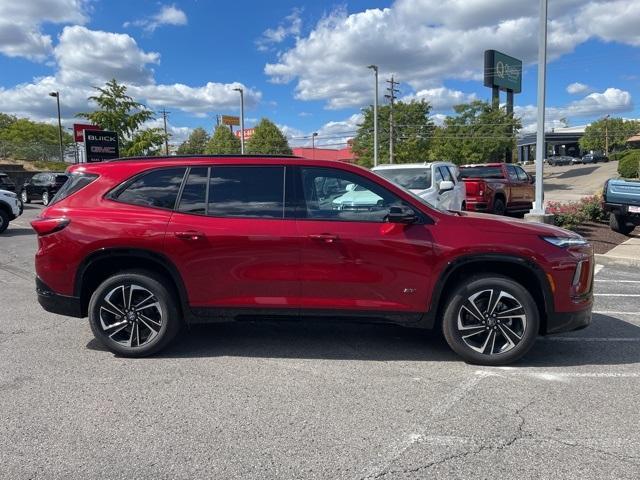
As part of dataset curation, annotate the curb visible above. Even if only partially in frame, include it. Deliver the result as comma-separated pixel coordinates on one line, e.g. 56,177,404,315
594,253,640,268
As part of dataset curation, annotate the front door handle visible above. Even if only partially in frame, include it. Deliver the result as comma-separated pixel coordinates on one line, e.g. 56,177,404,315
175,231,205,240
308,233,339,243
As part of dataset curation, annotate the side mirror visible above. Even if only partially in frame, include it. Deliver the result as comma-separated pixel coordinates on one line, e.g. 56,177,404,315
439,180,454,193
386,206,418,224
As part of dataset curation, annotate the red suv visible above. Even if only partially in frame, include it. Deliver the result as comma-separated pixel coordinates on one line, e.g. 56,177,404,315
32,156,593,365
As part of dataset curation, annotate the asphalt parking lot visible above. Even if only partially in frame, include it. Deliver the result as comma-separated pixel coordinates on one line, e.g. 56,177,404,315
1,205,640,479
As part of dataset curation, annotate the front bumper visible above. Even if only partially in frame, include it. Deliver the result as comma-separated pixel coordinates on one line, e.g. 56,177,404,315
36,277,83,318
545,307,591,334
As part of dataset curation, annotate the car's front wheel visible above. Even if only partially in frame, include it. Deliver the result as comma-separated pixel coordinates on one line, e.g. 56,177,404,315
442,276,539,365
88,271,182,357
42,191,50,206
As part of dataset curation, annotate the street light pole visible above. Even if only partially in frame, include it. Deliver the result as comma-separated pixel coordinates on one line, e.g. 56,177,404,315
533,0,547,214
367,65,379,167
604,114,610,156
311,132,318,159
49,91,64,163
233,87,245,154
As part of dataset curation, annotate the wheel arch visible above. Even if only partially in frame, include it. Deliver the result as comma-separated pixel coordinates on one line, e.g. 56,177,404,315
75,248,189,318
427,254,553,334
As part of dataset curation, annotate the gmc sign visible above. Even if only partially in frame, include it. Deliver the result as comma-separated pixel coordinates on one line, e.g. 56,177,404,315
84,129,119,163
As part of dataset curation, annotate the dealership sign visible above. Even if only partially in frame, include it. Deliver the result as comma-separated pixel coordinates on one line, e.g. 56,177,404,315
221,115,240,126
234,128,256,140
84,129,119,163
73,123,100,142
484,50,522,93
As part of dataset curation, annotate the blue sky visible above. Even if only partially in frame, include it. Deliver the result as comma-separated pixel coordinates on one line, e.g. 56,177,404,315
0,0,639,147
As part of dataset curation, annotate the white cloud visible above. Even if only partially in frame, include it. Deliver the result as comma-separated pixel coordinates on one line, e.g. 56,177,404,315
287,113,363,148
566,82,590,95
0,0,87,61
124,4,188,33
265,0,639,109
256,8,302,52
129,82,262,117
402,87,477,111
144,118,192,144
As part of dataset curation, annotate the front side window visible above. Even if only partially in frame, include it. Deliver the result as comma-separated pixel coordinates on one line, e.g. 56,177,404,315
208,166,284,218
438,166,453,182
115,168,186,210
300,167,409,222
515,166,529,182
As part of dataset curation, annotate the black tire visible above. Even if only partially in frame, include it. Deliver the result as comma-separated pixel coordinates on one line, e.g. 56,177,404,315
461,201,466,211
610,213,635,235
21,190,30,204
442,275,539,365
0,209,9,234
42,190,50,206
88,270,182,357
492,197,506,216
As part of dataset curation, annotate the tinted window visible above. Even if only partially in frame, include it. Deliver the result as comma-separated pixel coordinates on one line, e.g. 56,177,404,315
375,168,431,190
434,167,443,183
50,173,98,206
515,166,529,181
208,166,284,218
178,167,208,215
506,165,518,182
54,175,68,183
438,166,453,182
116,168,186,209
0,175,12,185
300,167,409,222
459,167,504,179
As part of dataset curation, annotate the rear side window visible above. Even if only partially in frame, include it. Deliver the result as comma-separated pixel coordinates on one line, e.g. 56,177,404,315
55,175,69,183
208,166,284,218
50,173,98,206
177,167,208,215
115,168,186,210
506,165,518,182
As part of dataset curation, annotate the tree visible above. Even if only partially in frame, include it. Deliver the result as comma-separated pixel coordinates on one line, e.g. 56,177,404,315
579,117,640,153
0,113,17,131
77,78,165,156
0,117,73,161
429,100,521,164
352,100,434,167
205,125,240,154
246,118,292,155
177,127,210,154
126,128,167,156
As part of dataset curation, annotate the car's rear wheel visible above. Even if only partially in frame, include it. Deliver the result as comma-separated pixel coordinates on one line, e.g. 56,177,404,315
492,198,506,215
88,271,181,357
21,190,30,204
0,209,9,234
42,191,50,206
610,213,635,235
442,276,539,365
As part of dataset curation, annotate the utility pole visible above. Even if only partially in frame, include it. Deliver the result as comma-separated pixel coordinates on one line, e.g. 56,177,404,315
604,114,610,156
367,65,379,167
48,91,64,163
532,0,547,215
160,108,170,155
311,132,318,159
385,75,399,164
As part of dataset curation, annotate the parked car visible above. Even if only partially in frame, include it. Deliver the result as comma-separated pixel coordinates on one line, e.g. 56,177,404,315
32,155,594,365
0,188,23,234
580,152,609,164
546,155,573,166
0,172,17,192
372,162,466,211
459,163,534,216
602,178,640,234
21,172,69,206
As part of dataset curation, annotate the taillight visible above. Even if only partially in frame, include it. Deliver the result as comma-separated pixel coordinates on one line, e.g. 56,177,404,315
31,217,70,236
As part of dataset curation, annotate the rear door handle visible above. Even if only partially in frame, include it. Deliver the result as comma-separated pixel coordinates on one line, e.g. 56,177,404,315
174,231,205,240
308,233,339,243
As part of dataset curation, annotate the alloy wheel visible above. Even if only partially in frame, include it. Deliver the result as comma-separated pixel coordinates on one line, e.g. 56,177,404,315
42,191,49,206
21,191,28,203
98,284,163,348
456,289,527,356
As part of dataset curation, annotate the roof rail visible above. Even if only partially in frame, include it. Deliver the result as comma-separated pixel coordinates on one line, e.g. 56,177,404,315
107,154,301,162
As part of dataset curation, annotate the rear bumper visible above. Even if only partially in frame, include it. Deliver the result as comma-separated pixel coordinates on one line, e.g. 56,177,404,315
36,277,83,318
465,201,489,212
602,202,640,223
545,307,591,334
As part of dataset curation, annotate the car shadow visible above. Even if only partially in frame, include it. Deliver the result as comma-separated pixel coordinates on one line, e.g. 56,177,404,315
556,166,598,179
2,227,34,237
87,313,640,367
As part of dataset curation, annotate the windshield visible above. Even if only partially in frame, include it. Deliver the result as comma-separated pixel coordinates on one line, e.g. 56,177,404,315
459,166,504,179
0,176,12,185
374,168,432,190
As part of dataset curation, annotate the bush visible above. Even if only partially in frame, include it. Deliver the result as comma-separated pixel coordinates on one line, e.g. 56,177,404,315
618,151,640,178
547,195,606,230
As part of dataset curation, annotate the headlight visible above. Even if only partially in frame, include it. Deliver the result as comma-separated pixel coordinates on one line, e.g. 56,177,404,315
542,236,588,247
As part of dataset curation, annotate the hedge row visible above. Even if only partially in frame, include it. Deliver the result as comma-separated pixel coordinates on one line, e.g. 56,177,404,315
618,151,640,178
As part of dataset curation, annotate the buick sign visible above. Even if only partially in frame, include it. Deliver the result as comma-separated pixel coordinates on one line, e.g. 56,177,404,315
84,129,119,162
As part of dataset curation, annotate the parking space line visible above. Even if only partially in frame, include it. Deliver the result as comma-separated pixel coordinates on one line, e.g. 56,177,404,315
593,310,640,316
594,264,604,275
488,370,640,379
595,280,640,283
594,294,640,297
542,337,640,342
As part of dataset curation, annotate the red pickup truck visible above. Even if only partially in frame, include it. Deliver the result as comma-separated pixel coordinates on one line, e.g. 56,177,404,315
460,163,535,215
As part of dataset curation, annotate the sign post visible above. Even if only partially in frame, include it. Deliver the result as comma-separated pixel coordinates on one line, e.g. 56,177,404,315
84,129,119,163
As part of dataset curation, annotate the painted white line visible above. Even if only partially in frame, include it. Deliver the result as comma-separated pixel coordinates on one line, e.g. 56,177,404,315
485,368,640,379
594,264,604,276
542,337,640,342
593,310,640,316
595,280,640,283
595,292,640,296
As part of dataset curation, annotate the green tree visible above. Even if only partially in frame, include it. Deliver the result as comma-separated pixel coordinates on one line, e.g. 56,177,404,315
0,113,17,131
126,128,167,156
0,117,73,161
429,100,521,164
352,100,434,167
246,118,292,155
205,125,241,154
177,127,210,154
579,117,640,154
77,78,165,156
